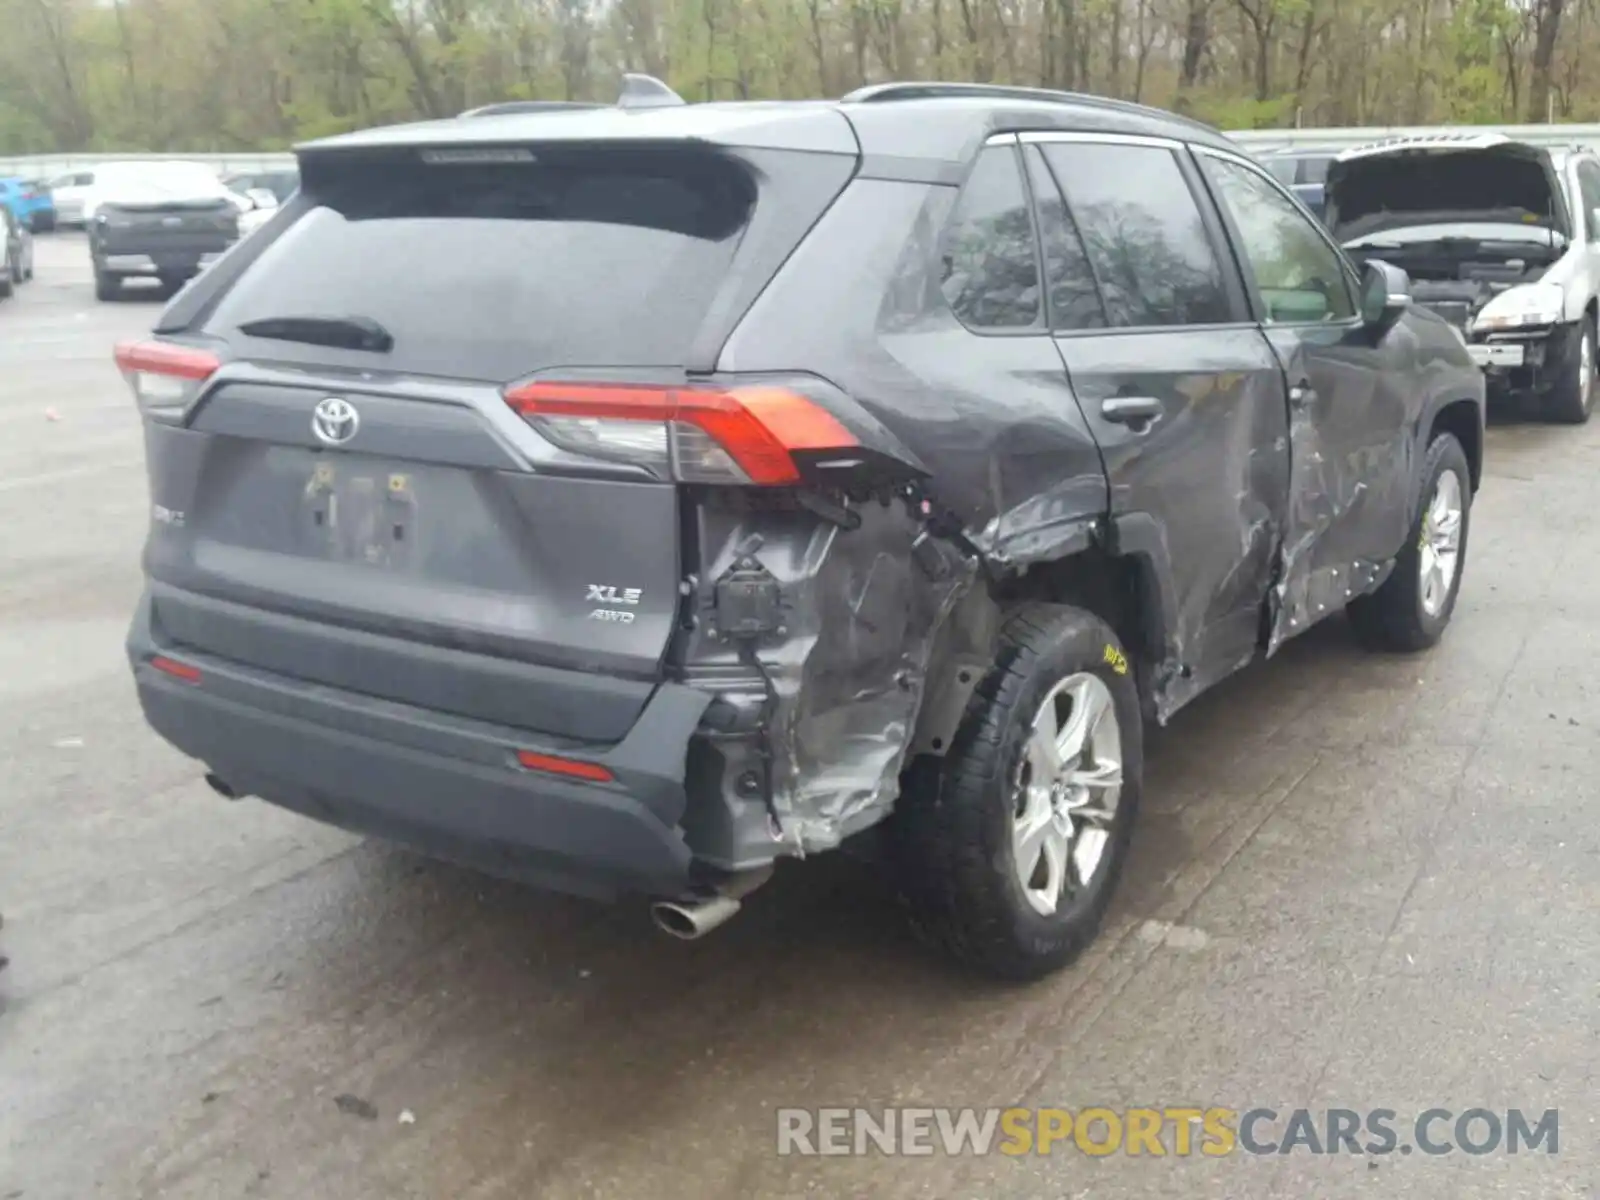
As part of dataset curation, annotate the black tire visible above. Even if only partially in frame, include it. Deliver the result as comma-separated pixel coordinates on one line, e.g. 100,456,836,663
889,603,1143,981
1347,432,1472,652
1546,314,1596,424
94,270,120,302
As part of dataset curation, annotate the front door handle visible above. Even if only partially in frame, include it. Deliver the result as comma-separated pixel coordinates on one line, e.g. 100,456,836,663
1100,395,1164,426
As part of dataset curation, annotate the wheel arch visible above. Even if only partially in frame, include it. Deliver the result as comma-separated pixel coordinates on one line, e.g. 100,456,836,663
1426,397,1483,493
990,533,1176,722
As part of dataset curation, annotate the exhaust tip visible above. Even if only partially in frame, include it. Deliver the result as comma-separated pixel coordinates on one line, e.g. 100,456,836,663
650,901,705,940
650,893,745,940
649,865,773,941
204,772,243,800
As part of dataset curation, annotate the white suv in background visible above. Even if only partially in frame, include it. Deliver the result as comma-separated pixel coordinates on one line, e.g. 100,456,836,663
1327,132,1600,423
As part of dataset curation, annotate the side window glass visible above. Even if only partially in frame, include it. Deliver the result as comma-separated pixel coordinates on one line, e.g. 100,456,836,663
1203,155,1357,324
1023,146,1106,331
80,173,95,186
939,145,1041,330
1039,142,1233,328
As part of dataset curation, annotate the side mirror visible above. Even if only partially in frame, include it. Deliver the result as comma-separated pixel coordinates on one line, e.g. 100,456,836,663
1360,259,1411,332
245,188,279,211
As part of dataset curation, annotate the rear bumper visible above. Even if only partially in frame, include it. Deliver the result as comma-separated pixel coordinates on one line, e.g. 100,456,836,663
128,594,712,899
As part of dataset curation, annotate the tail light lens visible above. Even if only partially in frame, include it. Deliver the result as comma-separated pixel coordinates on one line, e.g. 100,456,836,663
504,381,860,486
149,655,202,684
515,749,614,783
113,340,221,418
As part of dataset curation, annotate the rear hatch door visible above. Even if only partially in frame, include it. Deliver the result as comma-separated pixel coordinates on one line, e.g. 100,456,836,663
141,122,857,740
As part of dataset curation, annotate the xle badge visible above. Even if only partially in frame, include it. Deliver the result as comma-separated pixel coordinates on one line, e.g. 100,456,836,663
587,584,642,624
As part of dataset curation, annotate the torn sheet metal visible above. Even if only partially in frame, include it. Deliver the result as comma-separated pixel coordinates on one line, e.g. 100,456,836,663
681,494,975,862
1261,332,1416,654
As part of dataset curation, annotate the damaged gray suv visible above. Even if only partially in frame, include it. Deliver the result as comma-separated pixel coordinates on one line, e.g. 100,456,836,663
120,80,1485,979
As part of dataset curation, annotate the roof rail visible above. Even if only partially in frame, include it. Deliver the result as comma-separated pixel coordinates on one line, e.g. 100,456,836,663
838,81,1221,135
458,100,606,118
619,74,687,110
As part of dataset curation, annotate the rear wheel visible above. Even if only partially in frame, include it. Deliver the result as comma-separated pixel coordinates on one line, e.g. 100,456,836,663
1546,315,1596,424
890,604,1142,980
1347,432,1471,652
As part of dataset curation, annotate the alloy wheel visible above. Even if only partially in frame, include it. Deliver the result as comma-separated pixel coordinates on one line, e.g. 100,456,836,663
1419,468,1464,618
1010,672,1124,916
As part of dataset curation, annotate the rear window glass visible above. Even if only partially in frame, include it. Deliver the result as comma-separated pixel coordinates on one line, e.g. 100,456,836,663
205,153,756,382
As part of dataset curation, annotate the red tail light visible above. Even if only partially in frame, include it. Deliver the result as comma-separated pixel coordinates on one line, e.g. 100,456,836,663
515,749,614,783
114,340,222,416
149,655,202,684
504,381,859,486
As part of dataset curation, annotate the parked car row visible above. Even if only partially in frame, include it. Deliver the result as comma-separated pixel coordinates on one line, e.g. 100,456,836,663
0,176,56,232
0,204,34,300
1,159,301,305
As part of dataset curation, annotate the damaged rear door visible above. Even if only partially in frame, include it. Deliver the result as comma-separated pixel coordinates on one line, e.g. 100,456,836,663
1195,147,1414,646
1028,134,1289,713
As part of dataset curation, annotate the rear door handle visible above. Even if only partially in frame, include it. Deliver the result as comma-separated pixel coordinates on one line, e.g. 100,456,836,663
1100,396,1164,426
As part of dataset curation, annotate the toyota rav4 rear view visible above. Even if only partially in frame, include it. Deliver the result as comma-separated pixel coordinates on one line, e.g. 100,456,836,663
121,79,1485,979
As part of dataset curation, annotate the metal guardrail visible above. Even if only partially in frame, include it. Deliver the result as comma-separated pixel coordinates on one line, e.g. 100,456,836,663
1226,123,1600,154
7,122,1600,176
0,151,296,178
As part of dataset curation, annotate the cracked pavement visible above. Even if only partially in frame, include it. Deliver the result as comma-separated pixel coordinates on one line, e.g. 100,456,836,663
1,235,1595,1198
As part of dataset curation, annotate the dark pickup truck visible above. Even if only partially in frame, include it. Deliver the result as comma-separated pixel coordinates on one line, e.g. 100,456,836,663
89,163,241,299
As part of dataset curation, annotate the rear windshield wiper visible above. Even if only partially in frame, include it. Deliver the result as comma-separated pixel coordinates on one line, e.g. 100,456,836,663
237,314,394,353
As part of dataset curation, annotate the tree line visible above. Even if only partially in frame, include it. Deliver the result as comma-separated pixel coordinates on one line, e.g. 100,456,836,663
0,0,1588,155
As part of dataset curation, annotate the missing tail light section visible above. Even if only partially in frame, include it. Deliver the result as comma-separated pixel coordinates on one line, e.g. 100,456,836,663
114,340,222,418
503,380,861,486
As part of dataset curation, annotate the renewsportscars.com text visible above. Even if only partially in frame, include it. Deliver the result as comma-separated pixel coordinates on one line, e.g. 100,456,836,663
776,1107,1559,1157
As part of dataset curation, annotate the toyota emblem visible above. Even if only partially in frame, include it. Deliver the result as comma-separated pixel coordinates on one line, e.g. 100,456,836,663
311,396,359,446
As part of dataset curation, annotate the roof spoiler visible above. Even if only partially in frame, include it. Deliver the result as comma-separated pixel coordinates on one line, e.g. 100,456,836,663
458,75,686,120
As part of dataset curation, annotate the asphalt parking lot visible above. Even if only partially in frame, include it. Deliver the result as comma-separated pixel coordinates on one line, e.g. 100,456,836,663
2,231,1598,1199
